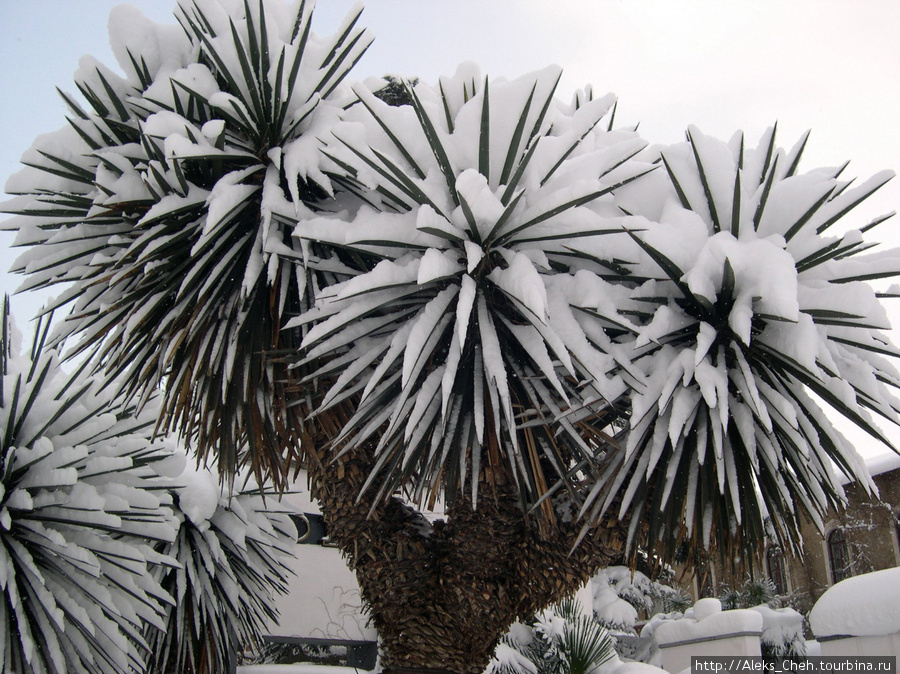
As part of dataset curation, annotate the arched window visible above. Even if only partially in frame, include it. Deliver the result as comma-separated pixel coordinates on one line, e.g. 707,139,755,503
766,546,788,595
828,528,850,584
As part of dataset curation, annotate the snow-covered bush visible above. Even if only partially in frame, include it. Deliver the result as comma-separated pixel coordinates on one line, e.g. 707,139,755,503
593,573,639,634
143,463,297,674
0,300,179,674
751,604,806,659
489,598,616,674
593,566,690,632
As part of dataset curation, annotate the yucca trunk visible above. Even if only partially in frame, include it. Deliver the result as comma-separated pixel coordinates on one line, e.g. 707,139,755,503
305,441,628,673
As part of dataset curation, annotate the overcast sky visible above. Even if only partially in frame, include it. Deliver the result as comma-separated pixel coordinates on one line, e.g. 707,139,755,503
2,0,899,452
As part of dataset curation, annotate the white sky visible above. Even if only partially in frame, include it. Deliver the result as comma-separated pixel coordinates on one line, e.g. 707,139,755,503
1,0,899,456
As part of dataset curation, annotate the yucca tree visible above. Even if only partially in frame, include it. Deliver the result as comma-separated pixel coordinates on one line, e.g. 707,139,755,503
144,463,297,674
0,298,177,674
5,3,652,661
2,0,371,489
5,1,900,672
585,126,900,562
285,65,654,672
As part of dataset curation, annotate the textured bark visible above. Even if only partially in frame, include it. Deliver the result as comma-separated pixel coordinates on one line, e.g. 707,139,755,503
304,441,629,674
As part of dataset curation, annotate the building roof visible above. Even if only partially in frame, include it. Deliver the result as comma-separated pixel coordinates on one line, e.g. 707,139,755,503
836,450,900,486
866,451,900,479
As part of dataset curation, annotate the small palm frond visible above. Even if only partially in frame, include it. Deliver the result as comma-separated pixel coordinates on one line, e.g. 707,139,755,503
0,298,178,674
555,612,616,674
144,464,297,674
527,598,616,674
588,125,900,561
2,0,372,489
293,65,654,514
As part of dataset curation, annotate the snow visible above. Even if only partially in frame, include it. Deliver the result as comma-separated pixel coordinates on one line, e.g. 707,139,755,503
683,233,799,342
401,287,457,387
175,465,221,530
417,248,464,285
107,3,191,85
455,170,506,238
5,125,93,195
417,204,466,243
654,599,763,646
593,568,641,632
488,251,550,323
692,598,723,621
809,567,900,638
465,240,485,272
486,642,539,674
594,581,639,633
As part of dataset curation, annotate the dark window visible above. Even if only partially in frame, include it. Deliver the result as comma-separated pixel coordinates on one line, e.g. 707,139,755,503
766,546,788,595
828,528,850,584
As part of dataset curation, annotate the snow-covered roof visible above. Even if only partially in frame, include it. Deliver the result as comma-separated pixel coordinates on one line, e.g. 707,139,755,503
866,451,900,479
840,451,900,485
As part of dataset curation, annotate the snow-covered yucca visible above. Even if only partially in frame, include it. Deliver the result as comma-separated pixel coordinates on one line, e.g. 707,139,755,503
144,463,297,674
0,298,178,674
2,0,372,488
588,126,900,558
292,64,651,511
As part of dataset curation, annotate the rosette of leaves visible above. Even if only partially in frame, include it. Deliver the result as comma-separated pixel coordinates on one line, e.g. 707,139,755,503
0,298,178,674
291,65,653,513
588,125,900,559
2,0,372,488
144,464,296,674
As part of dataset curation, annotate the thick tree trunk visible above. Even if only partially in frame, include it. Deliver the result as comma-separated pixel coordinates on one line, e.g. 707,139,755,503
305,442,629,674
